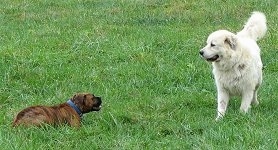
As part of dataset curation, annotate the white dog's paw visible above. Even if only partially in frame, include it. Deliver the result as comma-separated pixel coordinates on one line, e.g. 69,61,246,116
215,112,225,121
240,105,250,114
215,116,223,121
252,100,259,106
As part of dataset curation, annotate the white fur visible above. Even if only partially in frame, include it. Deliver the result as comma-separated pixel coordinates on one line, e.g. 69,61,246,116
199,12,267,120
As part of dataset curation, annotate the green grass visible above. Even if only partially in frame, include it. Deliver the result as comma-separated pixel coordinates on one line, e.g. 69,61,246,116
0,0,278,149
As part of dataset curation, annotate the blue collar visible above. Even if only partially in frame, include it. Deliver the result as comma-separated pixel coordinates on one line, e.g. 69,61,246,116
67,100,83,117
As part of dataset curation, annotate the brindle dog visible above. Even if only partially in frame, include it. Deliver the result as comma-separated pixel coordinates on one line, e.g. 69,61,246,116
12,93,102,127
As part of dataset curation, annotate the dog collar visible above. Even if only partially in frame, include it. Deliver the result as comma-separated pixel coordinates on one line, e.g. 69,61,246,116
67,100,83,117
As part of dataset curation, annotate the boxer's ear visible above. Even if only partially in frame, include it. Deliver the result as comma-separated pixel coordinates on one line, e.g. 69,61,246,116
72,94,82,102
72,94,77,101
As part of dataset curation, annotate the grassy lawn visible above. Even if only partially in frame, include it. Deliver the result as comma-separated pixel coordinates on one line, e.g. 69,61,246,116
0,0,277,149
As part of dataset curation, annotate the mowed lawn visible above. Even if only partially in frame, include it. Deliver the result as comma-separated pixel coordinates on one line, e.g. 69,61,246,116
0,0,277,149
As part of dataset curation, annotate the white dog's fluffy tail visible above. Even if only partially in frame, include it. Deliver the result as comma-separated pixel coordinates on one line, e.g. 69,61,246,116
237,11,267,41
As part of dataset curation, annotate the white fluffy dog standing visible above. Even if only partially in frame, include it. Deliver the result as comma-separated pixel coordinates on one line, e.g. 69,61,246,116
199,12,267,120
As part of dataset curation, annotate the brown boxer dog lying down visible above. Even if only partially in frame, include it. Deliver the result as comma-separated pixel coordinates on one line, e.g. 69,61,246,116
12,93,102,127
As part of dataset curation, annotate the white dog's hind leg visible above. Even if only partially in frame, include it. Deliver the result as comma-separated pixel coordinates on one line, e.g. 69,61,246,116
240,91,254,113
216,91,230,121
251,90,259,106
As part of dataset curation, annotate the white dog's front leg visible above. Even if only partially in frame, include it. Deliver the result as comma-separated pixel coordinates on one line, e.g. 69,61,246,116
240,91,254,113
216,90,230,121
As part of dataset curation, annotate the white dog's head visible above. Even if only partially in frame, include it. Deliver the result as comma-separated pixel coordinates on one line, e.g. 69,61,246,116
199,30,238,62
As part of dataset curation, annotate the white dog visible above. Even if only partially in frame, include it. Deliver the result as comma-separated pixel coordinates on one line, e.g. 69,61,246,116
199,12,267,120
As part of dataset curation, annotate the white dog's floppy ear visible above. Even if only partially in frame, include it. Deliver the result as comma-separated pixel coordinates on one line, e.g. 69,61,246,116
224,35,237,50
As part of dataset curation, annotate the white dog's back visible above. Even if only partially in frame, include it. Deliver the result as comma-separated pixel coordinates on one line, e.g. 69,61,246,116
237,12,267,41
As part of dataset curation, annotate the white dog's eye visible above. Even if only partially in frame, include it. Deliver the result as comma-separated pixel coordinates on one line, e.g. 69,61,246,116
211,43,216,47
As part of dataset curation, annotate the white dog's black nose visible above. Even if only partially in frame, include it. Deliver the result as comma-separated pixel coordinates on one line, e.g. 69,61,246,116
199,51,204,56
